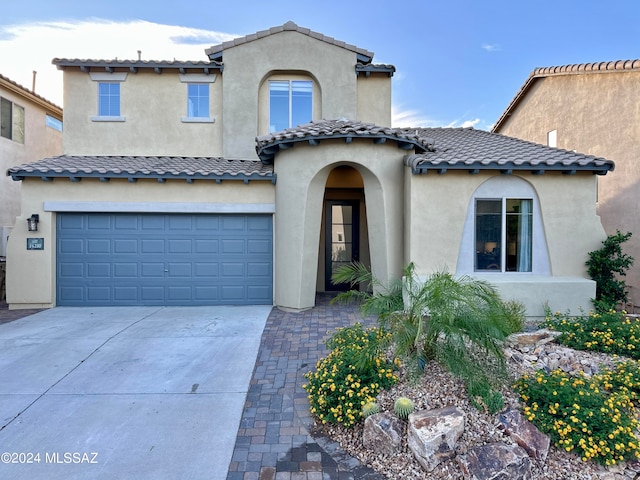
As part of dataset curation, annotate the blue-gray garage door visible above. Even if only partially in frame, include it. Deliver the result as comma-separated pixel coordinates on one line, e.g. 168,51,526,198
56,213,273,306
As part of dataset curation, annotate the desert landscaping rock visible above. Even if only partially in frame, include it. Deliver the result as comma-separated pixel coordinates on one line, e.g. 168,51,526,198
407,405,466,472
498,407,550,463
457,442,532,480
362,412,405,455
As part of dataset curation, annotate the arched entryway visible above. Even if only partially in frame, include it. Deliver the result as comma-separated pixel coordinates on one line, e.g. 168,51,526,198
317,165,371,292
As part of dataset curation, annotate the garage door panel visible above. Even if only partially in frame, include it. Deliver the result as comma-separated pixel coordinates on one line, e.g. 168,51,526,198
87,263,110,278
168,239,192,253
57,213,272,306
114,239,137,253
141,239,165,254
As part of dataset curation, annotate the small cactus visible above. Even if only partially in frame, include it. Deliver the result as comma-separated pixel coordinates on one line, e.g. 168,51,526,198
362,401,380,418
394,396,414,419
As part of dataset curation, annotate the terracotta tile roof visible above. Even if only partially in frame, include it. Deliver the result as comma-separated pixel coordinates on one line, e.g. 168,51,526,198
492,59,640,132
405,127,614,175
256,119,435,162
0,73,62,113
205,21,374,63
52,59,222,73
7,156,274,182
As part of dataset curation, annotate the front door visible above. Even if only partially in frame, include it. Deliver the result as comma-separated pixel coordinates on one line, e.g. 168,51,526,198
325,200,359,291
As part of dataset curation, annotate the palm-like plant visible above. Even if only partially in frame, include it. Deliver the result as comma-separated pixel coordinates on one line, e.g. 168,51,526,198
332,262,523,390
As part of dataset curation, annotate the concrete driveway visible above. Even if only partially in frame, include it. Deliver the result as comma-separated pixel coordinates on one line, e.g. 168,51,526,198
0,305,271,480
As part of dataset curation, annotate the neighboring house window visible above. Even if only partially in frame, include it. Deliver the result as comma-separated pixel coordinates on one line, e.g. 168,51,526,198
0,97,25,143
98,83,120,117
269,80,312,132
187,84,209,118
475,198,533,272
46,114,63,132
547,129,557,148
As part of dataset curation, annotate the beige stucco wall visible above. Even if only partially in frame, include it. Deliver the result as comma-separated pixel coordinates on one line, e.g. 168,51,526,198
496,71,640,309
1,86,62,233
62,70,223,157
6,177,275,308
273,140,405,310
221,31,391,159
405,169,606,316
356,74,392,126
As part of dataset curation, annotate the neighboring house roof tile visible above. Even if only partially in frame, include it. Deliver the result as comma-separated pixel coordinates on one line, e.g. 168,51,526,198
492,59,640,132
405,127,614,175
205,21,374,63
7,156,274,183
0,73,62,114
256,119,435,163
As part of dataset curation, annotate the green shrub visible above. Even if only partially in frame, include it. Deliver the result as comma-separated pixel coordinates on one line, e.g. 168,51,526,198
514,366,640,465
468,378,505,415
332,263,516,384
303,323,399,428
586,230,634,312
544,309,640,359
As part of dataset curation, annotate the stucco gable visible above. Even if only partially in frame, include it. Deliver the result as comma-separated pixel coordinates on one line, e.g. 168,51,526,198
7,156,274,183
205,21,374,63
405,127,614,175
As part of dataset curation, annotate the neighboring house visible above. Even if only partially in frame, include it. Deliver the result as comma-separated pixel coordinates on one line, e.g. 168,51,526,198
5,22,614,316
492,60,640,311
0,73,62,257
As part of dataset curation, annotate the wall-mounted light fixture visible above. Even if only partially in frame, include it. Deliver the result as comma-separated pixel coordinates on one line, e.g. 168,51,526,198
27,214,40,232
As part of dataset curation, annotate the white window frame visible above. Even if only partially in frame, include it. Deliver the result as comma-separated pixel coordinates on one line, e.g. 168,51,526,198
268,79,312,132
89,72,127,122
456,176,550,275
179,74,216,123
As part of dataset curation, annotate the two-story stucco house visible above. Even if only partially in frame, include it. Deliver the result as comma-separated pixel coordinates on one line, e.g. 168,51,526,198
0,73,63,257
491,60,640,312
5,22,614,316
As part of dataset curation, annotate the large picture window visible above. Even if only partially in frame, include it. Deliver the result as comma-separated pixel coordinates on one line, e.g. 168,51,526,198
475,198,532,272
269,80,312,132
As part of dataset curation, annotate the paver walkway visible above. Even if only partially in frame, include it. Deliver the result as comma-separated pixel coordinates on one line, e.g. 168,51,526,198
226,294,385,480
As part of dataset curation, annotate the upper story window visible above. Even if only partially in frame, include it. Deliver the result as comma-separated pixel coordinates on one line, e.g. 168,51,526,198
547,129,557,148
269,80,312,132
89,72,127,122
187,84,209,118
179,74,216,124
98,83,120,117
0,97,25,144
475,198,532,272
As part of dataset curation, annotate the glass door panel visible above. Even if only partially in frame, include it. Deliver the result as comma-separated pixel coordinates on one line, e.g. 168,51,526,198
325,201,359,291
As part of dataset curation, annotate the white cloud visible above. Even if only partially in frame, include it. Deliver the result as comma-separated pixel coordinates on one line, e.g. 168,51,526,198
481,43,501,52
447,118,480,128
391,104,446,128
0,19,236,105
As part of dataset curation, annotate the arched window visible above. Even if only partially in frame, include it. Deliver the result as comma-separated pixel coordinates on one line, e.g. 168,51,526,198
258,73,319,134
457,176,550,275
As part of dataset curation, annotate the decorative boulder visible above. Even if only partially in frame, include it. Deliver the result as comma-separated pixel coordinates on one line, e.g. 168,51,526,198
362,412,404,455
498,408,550,464
407,405,465,472
457,443,532,480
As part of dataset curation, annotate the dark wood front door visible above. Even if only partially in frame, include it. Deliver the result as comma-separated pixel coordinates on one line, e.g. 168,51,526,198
325,200,359,291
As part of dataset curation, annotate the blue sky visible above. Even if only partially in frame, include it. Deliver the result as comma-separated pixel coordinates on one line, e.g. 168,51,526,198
2,0,639,130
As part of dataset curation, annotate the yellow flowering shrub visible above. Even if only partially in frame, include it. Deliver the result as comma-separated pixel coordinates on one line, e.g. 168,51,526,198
544,309,640,359
515,364,640,465
303,323,399,428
